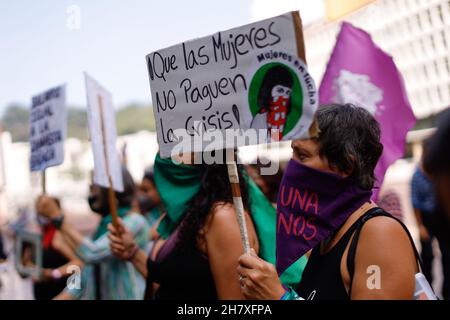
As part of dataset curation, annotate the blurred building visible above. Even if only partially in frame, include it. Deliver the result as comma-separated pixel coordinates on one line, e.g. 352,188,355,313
304,0,450,119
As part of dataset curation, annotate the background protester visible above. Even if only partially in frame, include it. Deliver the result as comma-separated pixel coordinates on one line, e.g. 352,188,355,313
135,168,165,242
108,152,307,300
378,190,403,221
423,108,450,299
246,160,284,205
424,109,450,221
410,143,442,287
37,167,150,300
237,104,420,300
31,198,83,300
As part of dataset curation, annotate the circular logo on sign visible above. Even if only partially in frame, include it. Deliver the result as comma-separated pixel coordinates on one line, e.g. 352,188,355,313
243,51,318,142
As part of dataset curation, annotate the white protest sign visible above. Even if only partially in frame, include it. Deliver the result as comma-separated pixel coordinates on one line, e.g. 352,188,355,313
84,73,124,192
29,85,67,171
146,11,318,158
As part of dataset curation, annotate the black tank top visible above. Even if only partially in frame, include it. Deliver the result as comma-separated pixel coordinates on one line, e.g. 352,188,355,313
297,207,419,300
145,227,217,300
33,245,69,300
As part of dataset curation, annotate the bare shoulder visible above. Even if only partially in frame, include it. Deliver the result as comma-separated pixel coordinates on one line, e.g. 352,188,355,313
357,215,417,269
204,201,258,250
350,214,417,299
360,216,411,244
202,202,241,251
206,202,255,229
204,202,239,234
210,201,236,220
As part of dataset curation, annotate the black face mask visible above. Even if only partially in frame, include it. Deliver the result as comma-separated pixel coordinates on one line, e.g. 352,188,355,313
87,194,110,217
36,214,50,226
137,194,154,214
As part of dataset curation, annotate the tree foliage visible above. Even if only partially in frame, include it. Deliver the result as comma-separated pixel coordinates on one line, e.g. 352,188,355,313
0,103,155,142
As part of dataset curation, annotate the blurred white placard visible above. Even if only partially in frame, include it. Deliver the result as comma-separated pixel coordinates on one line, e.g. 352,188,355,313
84,72,124,192
146,11,317,159
29,85,67,171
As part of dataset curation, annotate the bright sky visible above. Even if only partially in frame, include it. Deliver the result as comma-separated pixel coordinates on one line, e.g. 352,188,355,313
0,0,324,114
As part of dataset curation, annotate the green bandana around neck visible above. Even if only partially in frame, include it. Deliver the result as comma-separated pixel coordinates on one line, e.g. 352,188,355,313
153,153,202,239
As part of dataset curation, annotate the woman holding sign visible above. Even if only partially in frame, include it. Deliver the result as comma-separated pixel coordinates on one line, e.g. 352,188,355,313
237,104,425,300
108,152,288,300
31,198,84,300
37,167,150,300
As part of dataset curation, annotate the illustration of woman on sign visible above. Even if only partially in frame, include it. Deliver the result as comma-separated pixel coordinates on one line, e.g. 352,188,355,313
250,65,293,141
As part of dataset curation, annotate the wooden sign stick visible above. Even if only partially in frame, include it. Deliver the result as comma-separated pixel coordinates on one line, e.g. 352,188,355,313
292,11,306,63
226,149,251,254
41,170,46,194
97,95,119,229
292,11,319,138
223,12,308,254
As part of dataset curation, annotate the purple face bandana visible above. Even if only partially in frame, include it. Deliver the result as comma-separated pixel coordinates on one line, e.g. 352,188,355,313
276,159,372,274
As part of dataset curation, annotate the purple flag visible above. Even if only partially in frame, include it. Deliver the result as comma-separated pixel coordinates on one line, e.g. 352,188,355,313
319,22,416,200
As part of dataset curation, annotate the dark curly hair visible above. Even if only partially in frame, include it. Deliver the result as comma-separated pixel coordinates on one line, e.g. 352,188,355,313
176,154,250,250
316,103,383,190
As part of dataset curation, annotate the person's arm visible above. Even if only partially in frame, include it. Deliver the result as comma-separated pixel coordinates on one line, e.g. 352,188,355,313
53,213,111,264
237,217,418,300
39,233,84,282
205,204,259,300
49,231,84,277
53,212,104,260
38,195,145,264
57,220,85,250
107,219,149,278
53,264,90,300
348,216,417,299
53,290,76,300
62,210,150,264
130,249,148,278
